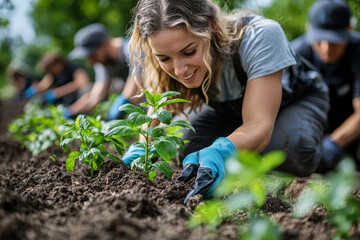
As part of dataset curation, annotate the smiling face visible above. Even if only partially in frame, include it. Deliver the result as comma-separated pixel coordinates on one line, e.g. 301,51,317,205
148,27,207,89
311,41,348,63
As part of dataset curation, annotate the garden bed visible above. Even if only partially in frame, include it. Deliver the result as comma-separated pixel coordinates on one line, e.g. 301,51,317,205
0,99,359,240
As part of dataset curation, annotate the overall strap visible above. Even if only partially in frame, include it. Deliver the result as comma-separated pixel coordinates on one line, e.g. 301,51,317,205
232,16,253,87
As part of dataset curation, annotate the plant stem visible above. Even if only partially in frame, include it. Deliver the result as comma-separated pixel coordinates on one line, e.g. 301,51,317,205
144,135,149,176
144,121,153,176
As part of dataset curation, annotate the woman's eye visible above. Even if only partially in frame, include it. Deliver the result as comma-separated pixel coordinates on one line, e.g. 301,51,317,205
158,57,170,62
184,49,197,56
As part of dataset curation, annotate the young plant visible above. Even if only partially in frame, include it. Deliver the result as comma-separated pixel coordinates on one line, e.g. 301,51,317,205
8,99,71,156
293,157,360,240
188,150,287,239
109,90,195,181
60,115,125,176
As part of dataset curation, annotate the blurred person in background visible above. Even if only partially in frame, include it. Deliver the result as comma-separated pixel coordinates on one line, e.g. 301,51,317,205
7,59,37,100
292,0,360,171
24,52,91,106
66,23,142,120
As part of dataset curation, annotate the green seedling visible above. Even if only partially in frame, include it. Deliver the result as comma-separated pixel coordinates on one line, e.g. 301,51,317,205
188,150,286,239
8,100,71,156
293,157,360,239
60,115,125,176
109,90,195,181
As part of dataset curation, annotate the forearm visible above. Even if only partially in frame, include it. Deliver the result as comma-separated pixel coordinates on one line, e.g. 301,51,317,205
54,70,90,98
69,93,103,114
35,74,53,93
330,112,360,148
122,75,141,105
227,120,273,153
53,82,78,98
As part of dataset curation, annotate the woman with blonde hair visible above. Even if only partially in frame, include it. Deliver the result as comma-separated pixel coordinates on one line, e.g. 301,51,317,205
123,0,330,203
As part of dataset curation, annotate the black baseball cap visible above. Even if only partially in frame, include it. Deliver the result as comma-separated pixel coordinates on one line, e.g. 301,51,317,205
69,23,110,59
307,0,351,43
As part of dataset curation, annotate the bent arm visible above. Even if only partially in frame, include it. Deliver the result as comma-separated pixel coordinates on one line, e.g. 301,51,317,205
227,70,283,152
68,81,110,115
121,74,141,104
35,73,54,93
330,97,360,148
52,69,90,98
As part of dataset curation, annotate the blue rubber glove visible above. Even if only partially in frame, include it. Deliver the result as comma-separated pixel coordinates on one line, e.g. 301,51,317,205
63,107,75,119
24,86,37,99
44,89,57,104
322,136,345,168
122,144,156,166
176,137,238,204
107,94,131,120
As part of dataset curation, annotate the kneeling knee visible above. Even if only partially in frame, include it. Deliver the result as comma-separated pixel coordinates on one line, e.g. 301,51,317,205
280,139,321,177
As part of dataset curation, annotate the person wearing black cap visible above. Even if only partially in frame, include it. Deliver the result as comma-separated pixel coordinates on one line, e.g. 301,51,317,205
292,0,360,171
65,23,142,120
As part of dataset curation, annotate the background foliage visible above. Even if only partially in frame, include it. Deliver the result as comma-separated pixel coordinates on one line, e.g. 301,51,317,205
0,0,359,99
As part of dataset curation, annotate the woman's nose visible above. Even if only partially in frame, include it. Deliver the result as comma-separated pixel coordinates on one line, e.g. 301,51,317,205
174,59,188,77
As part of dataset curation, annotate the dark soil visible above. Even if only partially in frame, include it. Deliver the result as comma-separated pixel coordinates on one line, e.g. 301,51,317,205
0,99,359,240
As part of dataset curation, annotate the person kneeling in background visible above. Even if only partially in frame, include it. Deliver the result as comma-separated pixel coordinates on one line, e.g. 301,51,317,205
24,52,91,106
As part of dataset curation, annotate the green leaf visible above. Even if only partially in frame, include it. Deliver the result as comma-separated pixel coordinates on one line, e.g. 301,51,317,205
153,161,174,179
144,90,155,105
118,103,146,115
170,136,185,150
105,121,138,136
153,139,177,162
60,137,79,146
50,156,56,162
90,136,105,148
109,136,125,156
140,102,151,108
250,180,266,207
157,109,172,124
158,99,190,108
60,128,75,141
259,151,286,174
171,120,195,133
128,112,151,127
147,127,164,138
66,151,79,172
133,142,146,149
75,116,80,130
148,168,157,182
107,125,138,136
161,91,180,98
104,152,120,162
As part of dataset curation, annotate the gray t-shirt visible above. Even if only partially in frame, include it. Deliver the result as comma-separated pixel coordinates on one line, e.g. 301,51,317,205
216,15,297,102
93,39,134,83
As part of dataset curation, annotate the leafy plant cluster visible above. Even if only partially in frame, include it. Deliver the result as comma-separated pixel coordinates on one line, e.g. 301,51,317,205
113,90,195,181
60,115,125,176
188,150,288,240
293,157,360,240
8,99,71,156
61,90,194,181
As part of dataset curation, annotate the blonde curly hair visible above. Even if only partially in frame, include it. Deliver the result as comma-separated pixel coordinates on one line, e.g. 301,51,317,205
130,0,250,115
